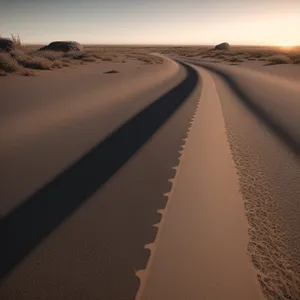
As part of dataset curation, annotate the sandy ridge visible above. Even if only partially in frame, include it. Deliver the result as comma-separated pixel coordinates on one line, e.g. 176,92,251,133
207,69,300,300
135,86,201,300
137,63,263,300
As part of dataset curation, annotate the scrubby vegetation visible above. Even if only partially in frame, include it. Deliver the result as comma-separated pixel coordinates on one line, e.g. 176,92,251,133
1,34,299,76
164,45,300,65
267,55,293,64
0,37,164,76
0,52,20,72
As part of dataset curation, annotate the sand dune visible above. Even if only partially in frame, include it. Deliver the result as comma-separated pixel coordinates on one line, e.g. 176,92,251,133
137,65,263,300
0,56,181,216
170,58,300,299
1,54,300,300
0,56,201,299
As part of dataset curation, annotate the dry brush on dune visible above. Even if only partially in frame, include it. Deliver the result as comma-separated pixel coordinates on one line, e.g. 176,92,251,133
171,45,300,65
0,35,165,76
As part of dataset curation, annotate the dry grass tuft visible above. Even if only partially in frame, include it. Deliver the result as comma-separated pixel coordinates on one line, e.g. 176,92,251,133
267,55,293,64
35,50,64,61
0,69,7,76
64,51,90,60
1,37,103,76
52,60,64,68
20,56,53,69
10,34,22,49
167,46,300,66
90,51,118,61
82,56,97,62
0,52,20,72
1,42,168,76
61,58,71,67
290,54,300,64
10,49,26,59
126,53,163,64
224,56,245,63
21,69,35,76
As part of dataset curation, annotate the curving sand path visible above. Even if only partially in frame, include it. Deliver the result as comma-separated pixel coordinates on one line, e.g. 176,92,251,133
0,56,201,300
137,66,263,300
138,59,300,300
1,55,300,300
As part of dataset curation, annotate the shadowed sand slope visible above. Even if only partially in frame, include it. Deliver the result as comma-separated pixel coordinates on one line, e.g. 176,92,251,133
0,60,201,299
137,66,263,300
209,71,300,300
182,58,300,299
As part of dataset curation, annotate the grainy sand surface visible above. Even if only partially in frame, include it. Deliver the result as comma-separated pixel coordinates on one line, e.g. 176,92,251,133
0,57,180,215
2,53,300,300
137,66,263,300
181,56,300,81
183,58,300,300
0,57,201,299
211,72,300,300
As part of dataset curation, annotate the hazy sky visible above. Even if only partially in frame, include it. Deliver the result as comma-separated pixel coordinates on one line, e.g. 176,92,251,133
1,0,299,45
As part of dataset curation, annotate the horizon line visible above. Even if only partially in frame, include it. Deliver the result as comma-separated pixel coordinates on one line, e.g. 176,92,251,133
23,43,300,47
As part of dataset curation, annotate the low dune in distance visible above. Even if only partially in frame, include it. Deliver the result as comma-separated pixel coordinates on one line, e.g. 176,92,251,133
1,36,299,77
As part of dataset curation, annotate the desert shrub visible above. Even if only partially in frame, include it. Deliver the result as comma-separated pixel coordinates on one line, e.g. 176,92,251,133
267,55,292,64
35,50,64,61
234,51,247,56
64,51,87,60
290,54,300,64
62,61,70,67
248,52,265,59
10,34,22,48
10,51,33,65
221,55,244,63
19,56,53,69
0,69,7,76
89,51,117,60
0,52,20,72
21,69,35,76
247,50,277,59
126,53,163,64
52,60,64,68
228,57,244,62
184,50,207,57
10,49,26,58
82,56,96,62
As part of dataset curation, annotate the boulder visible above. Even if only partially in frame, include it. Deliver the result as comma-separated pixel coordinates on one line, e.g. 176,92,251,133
215,42,230,50
39,41,83,52
0,38,15,52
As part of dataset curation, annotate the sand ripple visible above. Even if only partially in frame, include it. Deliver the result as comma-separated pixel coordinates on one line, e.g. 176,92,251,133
219,82,300,300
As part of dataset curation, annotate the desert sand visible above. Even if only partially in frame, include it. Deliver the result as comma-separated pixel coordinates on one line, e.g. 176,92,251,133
1,49,300,300
0,55,180,215
136,66,263,300
0,55,201,299
180,58,300,299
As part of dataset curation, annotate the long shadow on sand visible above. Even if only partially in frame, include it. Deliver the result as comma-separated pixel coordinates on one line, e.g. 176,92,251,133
0,61,199,282
188,60,300,155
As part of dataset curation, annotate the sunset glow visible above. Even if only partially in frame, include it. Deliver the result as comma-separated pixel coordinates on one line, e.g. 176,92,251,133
277,43,297,47
1,0,300,45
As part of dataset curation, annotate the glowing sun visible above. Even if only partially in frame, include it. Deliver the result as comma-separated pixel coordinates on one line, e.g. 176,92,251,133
276,43,297,47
